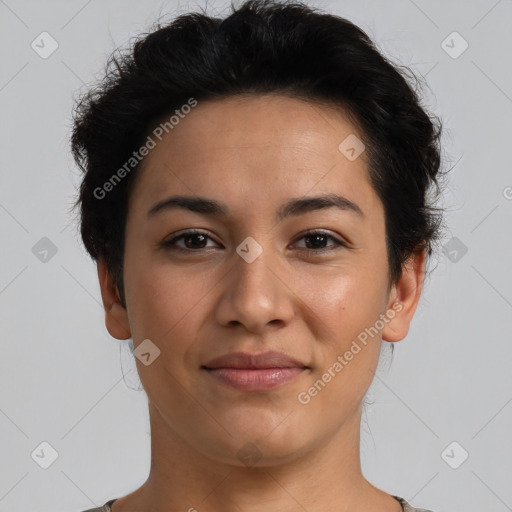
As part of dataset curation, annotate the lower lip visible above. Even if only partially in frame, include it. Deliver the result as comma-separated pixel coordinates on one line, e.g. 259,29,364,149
204,367,306,391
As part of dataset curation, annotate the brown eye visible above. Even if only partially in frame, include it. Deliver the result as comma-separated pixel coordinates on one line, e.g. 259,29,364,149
293,230,346,254
162,230,218,251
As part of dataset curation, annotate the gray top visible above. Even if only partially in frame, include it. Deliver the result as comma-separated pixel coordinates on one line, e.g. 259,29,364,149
80,496,435,511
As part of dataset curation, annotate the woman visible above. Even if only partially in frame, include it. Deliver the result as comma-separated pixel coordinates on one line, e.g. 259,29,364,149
71,0,447,510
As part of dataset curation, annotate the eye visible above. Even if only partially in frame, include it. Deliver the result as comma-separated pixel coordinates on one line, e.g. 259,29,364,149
292,229,347,255
161,229,347,254
161,229,219,251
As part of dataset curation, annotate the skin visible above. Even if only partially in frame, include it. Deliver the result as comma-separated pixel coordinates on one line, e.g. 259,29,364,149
97,94,426,512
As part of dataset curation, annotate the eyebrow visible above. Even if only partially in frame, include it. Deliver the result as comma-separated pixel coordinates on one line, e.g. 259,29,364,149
147,193,364,221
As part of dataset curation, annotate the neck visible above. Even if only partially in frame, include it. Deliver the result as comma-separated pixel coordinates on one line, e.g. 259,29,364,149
112,401,400,512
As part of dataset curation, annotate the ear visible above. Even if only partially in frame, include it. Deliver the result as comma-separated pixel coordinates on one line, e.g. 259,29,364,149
97,257,131,340
382,247,426,343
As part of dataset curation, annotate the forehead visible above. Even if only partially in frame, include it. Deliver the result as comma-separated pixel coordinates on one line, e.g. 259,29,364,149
128,94,380,222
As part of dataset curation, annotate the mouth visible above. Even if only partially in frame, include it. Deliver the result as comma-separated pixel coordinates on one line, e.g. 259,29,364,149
203,367,307,391
202,350,309,392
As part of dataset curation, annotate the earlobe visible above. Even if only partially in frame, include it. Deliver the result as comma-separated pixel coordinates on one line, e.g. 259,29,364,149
381,248,426,343
97,257,131,340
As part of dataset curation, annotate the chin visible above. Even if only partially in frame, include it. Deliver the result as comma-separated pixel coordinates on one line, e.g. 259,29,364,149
211,440,308,469
200,418,311,467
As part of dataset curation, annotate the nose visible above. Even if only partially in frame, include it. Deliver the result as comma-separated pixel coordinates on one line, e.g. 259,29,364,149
214,240,296,334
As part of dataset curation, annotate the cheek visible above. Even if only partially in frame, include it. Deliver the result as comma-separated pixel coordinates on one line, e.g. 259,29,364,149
124,247,208,339
297,262,389,344
293,263,388,401
125,263,207,398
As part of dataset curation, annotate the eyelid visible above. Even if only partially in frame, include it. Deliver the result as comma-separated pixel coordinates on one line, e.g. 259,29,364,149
162,228,348,253
163,229,218,247
291,229,347,252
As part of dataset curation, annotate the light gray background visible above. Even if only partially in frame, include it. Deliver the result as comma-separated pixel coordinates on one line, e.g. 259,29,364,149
1,0,511,511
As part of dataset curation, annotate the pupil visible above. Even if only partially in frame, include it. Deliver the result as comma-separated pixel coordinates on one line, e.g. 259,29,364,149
183,234,327,250
306,234,325,249
186,234,206,249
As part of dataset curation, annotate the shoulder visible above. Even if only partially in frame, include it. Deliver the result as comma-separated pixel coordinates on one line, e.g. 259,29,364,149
81,497,438,512
78,499,116,512
394,495,436,512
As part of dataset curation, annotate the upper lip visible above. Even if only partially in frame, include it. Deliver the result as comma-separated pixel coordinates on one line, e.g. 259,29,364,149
202,350,308,369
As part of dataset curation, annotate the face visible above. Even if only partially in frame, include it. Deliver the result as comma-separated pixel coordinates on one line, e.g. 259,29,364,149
99,94,422,467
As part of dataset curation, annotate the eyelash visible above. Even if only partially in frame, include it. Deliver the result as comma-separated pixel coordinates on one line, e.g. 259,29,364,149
161,229,347,255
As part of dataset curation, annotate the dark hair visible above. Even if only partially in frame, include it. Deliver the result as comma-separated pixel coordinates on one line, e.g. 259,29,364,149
71,0,447,308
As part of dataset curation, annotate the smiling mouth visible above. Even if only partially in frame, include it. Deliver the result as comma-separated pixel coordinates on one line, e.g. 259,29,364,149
202,366,307,391
201,350,309,391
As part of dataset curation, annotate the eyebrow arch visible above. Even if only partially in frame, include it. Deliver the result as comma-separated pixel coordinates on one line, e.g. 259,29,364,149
147,193,364,221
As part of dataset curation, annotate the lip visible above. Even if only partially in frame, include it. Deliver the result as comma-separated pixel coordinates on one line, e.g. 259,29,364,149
202,351,309,391
203,350,307,369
